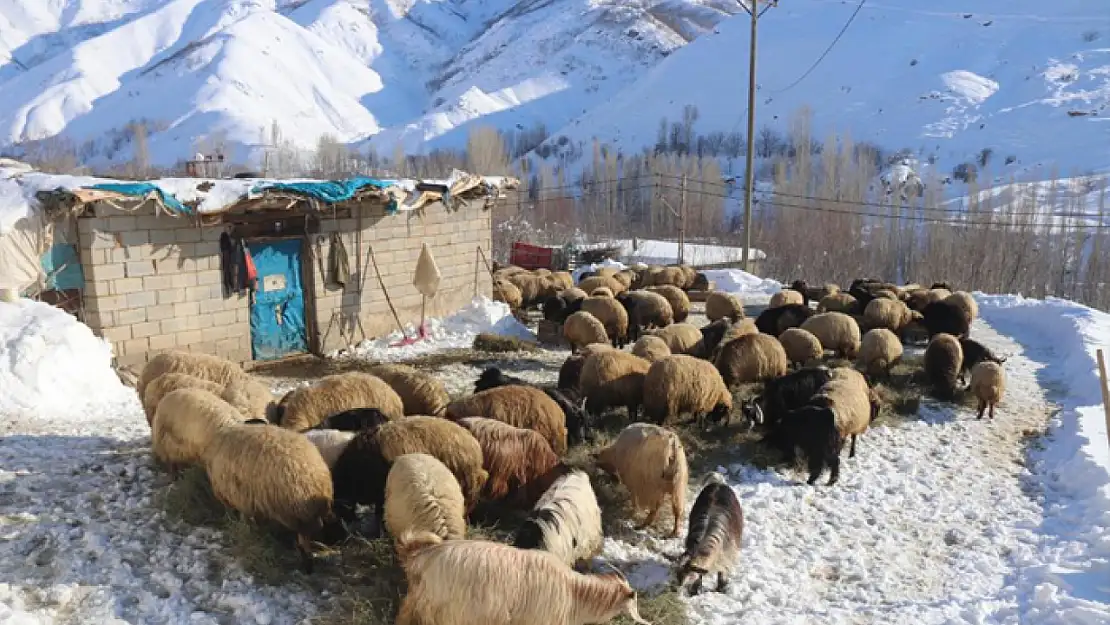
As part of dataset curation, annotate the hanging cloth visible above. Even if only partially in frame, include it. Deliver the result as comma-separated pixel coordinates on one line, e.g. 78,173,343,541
240,240,258,292
413,242,441,298
329,232,350,287
219,232,235,296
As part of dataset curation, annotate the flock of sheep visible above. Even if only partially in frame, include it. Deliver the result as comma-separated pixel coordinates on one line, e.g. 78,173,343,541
135,263,1009,625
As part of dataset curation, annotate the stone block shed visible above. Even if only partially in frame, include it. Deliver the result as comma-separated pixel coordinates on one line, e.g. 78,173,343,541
8,170,517,368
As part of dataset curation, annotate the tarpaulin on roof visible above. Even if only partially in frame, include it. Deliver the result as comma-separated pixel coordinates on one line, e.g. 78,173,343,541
86,182,190,214
252,177,391,204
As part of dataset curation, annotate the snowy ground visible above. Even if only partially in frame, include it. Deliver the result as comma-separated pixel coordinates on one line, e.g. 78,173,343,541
1,288,1108,624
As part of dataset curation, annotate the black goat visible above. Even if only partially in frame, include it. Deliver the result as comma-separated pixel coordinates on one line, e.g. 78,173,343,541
743,366,833,457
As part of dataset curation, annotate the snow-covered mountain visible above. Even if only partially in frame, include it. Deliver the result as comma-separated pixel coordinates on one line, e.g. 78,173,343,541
2,0,1108,174
0,0,741,166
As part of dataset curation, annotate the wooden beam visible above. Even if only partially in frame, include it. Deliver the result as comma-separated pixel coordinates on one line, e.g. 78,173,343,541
1097,348,1110,452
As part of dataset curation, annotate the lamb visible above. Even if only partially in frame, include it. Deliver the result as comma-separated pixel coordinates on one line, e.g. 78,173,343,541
366,363,450,417
151,387,246,472
579,350,652,420
863,298,915,333
617,290,674,340
778,327,823,367
458,417,565,506
596,422,688,537
646,285,691,322
278,372,404,432
675,473,744,596
493,278,524,310
632,335,672,362
777,368,874,485
203,422,334,572
705,291,744,322
513,469,603,567
714,332,789,387
563,310,610,353
648,322,703,355
969,361,1005,420
755,303,814,336
472,367,588,446
137,349,244,400
818,293,859,314
384,453,467,543
643,355,733,427
924,333,964,400
958,337,1007,383
768,289,805,308
858,328,903,377
445,385,569,455
394,532,652,625
945,291,979,321
580,296,630,347
303,428,356,468
313,407,392,432
921,299,971,339
330,416,488,525
800,312,862,359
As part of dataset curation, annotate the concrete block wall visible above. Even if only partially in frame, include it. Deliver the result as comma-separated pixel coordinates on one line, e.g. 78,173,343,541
78,204,251,368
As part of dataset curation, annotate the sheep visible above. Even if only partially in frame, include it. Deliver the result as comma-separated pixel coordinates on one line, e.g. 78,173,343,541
754,303,814,336
945,291,978,321
970,361,1005,420
203,422,334,572
558,353,587,390
858,328,903,377
471,367,588,448
777,369,874,485
493,278,524,310
278,372,404,432
612,270,635,291
393,532,652,625
789,280,812,306
646,285,690,322
617,290,674,340
313,407,391,432
873,289,899,301
597,422,688,537
818,292,859,314
303,428,356,468
924,333,964,400
331,416,488,526
647,266,686,289
563,310,609,353
590,287,615,298
921,300,971,339
513,469,603,567
142,372,233,425
365,363,450,417
691,272,710,291
552,271,575,291
579,350,652,420
508,272,558,309
714,332,789,387
648,322,703,355
137,349,244,401
768,289,805,308
643,355,732,427
705,291,744,322
958,337,1007,383
580,296,630,347
561,286,589,304
694,318,759,360
445,385,568,455
151,387,246,472
863,298,915,333
458,417,565,506
632,335,672,362
778,327,823,367
384,453,467,543
800,312,861,359
677,264,697,290
577,275,624,296
675,473,744,596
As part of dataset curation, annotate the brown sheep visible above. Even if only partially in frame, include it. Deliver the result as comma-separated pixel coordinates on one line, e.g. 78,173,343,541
818,293,858,314
384,453,467,542
778,327,823,367
945,291,979,321
859,328,903,377
457,417,564,506
649,322,703,355
632,335,672,362
643,355,733,426
579,350,652,420
138,350,244,402
705,291,744,322
142,372,240,426
563,310,609,353
648,266,686,289
560,286,589,303
577,275,625,296
366,363,450,417
768,289,805,308
581,296,631,347
597,423,688,537
924,333,964,400
151,387,246,472
618,290,674,338
551,271,575,291
714,332,789,387
445,386,568,455
646,284,691,322
800,312,862,359
279,372,404,431
590,287,614,298
863,298,915,333
493,279,524,310
970,361,1005,419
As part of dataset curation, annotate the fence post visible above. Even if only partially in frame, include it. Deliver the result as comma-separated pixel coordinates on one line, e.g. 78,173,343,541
1097,349,1110,452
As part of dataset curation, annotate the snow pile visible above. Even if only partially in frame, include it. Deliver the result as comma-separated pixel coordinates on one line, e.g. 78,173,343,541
334,296,536,362
0,298,133,421
571,258,628,283
701,269,782,302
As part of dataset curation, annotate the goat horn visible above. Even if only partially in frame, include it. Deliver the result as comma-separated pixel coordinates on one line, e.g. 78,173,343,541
602,561,629,583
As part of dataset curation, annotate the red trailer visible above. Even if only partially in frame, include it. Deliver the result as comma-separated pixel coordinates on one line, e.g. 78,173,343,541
509,241,558,270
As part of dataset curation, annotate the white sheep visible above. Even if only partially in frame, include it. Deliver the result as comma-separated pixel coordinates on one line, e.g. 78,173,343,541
384,453,467,542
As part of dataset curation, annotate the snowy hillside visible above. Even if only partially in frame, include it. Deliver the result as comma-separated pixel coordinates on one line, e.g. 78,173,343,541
0,0,741,166
546,0,1110,175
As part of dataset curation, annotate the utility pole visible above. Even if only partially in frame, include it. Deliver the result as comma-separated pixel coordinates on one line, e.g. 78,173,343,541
741,0,777,273
679,174,687,264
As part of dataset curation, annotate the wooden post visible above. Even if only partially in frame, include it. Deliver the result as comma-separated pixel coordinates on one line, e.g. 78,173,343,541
1097,349,1110,450
678,174,687,265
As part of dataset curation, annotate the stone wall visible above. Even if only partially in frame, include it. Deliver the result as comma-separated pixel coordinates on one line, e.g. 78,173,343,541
77,196,492,368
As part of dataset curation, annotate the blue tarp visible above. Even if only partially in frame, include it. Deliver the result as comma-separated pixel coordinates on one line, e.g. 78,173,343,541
251,176,396,212
87,182,190,214
41,243,85,291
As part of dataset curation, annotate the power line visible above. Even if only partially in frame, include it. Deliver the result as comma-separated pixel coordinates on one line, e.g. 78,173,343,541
769,0,867,94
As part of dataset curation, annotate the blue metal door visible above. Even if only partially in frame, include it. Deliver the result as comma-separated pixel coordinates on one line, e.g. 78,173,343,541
248,239,308,360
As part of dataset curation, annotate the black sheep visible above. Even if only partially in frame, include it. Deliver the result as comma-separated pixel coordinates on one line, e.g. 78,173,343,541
676,474,744,595
958,337,1006,382
694,318,733,359
313,407,390,432
789,280,811,307
557,354,587,391
754,303,813,336
472,367,588,445
542,294,570,322
921,300,972,339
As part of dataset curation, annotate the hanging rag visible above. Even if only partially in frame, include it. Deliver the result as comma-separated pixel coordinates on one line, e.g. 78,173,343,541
413,242,442,298
328,232,350,287
239,239,258,292
219,232,235,296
